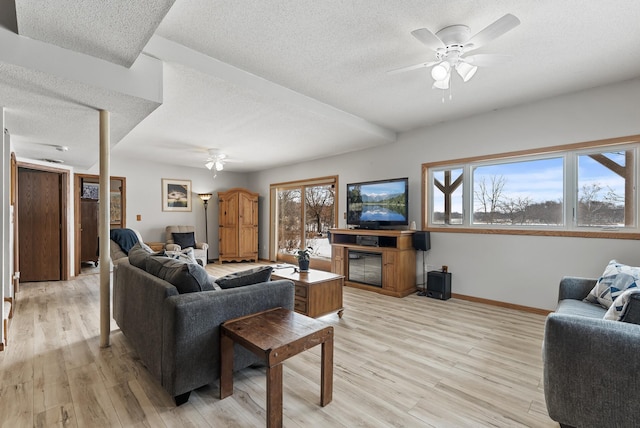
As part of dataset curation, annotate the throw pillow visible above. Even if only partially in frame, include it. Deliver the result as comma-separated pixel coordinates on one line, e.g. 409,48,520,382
604,288,640,321
172,232,196,249
166,247,197,264
215,266,273,289
584,260,640,309
128,242,152,269
145,256,213,294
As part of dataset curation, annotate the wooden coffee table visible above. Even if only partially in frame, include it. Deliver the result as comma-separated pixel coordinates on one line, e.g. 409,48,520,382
220,308,334,428
271,268,344,318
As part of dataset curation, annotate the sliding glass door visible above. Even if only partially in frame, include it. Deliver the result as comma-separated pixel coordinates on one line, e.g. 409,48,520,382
271,176,337,271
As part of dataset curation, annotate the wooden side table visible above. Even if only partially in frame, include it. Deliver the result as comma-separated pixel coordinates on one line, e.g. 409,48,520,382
145,241,165,252
271,268,344,318
220,308,334,428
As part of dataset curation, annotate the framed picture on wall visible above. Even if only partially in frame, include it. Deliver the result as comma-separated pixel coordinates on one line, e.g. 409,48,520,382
110,192,122,223
162,178,192,212
82,181,99,199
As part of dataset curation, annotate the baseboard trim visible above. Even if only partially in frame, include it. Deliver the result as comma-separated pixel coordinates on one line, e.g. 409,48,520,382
452,293,552,316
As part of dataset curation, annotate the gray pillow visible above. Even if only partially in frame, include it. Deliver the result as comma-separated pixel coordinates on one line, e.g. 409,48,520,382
145,256,213,294
128,242,166,269
215,266,273,289
128,242,151,269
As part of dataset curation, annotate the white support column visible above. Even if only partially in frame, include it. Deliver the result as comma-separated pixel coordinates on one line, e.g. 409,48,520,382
99,110,111,348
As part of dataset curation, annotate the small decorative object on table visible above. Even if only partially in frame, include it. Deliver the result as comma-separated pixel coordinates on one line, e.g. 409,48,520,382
296,246,313,272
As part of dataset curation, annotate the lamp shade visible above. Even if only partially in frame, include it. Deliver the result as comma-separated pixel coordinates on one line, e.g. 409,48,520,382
215,161,224,171
198,193,213,202
455,62,478,82
205,161,214,170
432,74,450,90
431,62,450,81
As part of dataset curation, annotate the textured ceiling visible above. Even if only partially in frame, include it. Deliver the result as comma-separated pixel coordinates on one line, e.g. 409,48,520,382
14,0,176,67
4,0,640,171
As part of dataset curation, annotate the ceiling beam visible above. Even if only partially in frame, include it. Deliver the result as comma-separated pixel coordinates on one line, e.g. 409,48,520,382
0,0,17,34
144,35,397,143
0,28,163,104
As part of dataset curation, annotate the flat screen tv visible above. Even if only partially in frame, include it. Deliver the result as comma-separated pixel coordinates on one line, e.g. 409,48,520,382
346,177,409,229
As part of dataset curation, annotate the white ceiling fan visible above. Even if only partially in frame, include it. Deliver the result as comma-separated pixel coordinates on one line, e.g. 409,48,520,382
204,148,241,172
390,14,520,90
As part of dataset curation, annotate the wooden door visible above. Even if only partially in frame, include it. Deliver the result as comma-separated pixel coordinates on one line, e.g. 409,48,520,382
238,192,258,259
218,192,239,259
18,168,62,282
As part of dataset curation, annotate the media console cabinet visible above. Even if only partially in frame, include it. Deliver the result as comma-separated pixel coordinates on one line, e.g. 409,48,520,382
329,228,416,297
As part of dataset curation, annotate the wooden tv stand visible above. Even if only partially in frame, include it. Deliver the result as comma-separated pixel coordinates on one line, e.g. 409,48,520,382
329,228,416,297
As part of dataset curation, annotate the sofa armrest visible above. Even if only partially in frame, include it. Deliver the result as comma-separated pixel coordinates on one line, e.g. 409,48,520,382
161,279,295,397
165,243,181,251
558,276,597,301
543,313,640,426
195,242,208,251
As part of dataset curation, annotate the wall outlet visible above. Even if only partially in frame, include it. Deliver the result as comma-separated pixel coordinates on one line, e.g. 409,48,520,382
136,214,142,221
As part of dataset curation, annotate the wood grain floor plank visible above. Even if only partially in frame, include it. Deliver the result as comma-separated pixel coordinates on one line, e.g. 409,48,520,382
0,263,558,427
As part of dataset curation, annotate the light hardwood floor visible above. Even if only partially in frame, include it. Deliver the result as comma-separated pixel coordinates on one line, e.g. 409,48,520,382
0,263,557,427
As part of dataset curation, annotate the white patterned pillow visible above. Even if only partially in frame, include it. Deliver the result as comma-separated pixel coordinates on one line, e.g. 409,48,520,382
585,260,640,309
166,247,198,264
604,288,640,320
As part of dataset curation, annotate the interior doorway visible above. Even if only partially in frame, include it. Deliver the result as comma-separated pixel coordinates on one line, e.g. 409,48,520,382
16,164,70,282
74,174,126,276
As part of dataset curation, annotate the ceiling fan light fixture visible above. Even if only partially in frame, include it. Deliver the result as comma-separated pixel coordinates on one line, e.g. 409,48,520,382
215,161,224,171
455,62,478,82
205,161,215,170
431,62,450,81
432,75,450,90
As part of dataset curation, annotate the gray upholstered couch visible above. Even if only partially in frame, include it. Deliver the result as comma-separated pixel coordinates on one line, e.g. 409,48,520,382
543,276,640,428
112,253,295,405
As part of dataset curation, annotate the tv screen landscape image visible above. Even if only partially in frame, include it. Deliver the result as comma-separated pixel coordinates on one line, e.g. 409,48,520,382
347,177,408,228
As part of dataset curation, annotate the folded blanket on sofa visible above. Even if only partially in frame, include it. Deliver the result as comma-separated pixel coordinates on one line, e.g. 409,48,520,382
110,228,139,254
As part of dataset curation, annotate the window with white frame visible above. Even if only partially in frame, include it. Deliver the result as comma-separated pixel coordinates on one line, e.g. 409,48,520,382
424,137,639,236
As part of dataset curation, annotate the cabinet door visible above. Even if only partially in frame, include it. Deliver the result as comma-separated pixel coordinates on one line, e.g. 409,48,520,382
382,251,398,291
238,193,258,258
80,199,99,263
219,193,239,258
331,246,344,275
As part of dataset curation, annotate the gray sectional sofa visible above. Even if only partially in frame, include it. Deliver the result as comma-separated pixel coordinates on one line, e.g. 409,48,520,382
112,245,295,405
543,276,640,428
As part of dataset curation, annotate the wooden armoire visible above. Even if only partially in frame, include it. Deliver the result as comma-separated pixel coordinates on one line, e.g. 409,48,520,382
218,188,259,263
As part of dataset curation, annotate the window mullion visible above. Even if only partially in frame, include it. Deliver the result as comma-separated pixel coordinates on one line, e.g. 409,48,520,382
565,152,576,230
463,164,472,226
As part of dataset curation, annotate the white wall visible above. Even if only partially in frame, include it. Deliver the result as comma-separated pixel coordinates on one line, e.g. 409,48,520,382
84,155,249,259
247,78,640,311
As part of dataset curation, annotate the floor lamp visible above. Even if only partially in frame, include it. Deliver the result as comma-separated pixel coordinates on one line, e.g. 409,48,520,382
199,193,213,263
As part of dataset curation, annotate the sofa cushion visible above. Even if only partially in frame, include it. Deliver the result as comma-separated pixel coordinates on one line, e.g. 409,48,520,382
215,266,273,289
584,260,640,309
555,299,607,318
145,256,214,294
172,232,196,249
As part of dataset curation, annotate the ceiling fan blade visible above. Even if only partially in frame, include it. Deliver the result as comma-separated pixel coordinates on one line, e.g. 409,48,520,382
465,14,520,51
411,28,446,51
388,60,440,74
462,54,512,67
